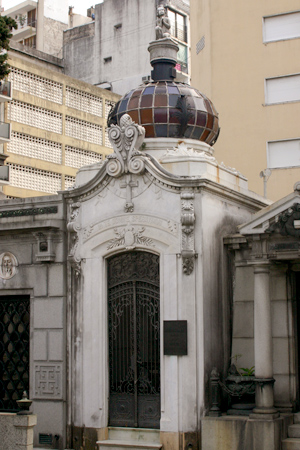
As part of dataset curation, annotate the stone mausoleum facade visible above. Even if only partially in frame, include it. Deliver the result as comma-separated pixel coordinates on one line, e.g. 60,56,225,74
1,23,300,450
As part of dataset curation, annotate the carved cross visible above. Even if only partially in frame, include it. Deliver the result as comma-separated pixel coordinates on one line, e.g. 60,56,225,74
120,174,139,213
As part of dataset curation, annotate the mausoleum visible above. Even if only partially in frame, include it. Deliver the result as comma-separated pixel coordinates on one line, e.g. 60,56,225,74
1,11,300,450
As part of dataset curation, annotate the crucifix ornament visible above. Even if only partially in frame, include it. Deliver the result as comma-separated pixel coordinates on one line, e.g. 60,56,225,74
106,114,146,212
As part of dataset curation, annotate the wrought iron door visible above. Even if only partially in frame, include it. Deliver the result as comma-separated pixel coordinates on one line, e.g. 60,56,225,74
0,295,30,411
108,252,160,428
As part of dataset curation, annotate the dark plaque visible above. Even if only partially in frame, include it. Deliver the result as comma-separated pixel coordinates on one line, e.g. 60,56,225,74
164,320,187,356
269,242,299,251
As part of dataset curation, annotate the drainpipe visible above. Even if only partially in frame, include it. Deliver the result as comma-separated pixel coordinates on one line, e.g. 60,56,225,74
36,0,44,52
259,168,272,199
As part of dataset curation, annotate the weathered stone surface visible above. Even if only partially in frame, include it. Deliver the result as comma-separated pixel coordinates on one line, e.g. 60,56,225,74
48,330,63,361
0,413,37,450
33,330,47,361
48,264,66,296
232,301,254,338
33,298,64,328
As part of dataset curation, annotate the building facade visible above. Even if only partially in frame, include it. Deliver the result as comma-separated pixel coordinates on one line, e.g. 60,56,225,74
4,0,71,58
63,0,190,95
190,0,300,201
4,46,120,198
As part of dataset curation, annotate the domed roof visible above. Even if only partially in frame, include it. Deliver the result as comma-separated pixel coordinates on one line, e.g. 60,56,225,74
107,80,220,145
107,36,220,146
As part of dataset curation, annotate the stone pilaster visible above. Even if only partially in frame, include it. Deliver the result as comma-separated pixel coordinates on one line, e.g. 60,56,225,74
250,262,278,419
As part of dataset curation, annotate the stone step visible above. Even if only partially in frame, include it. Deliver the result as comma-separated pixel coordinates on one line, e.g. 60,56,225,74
282,438,300,450
97,440,162,450
289,425,300,438
108,427,160,443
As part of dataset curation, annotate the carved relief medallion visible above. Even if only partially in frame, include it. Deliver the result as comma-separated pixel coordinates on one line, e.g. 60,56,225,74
0,252,18,279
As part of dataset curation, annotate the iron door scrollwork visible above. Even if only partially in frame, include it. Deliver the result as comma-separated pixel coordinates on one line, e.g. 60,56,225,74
0,295,30,412
108,252,160,428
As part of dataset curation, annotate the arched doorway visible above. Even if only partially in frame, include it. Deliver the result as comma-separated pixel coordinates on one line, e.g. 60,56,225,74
107,251,160,428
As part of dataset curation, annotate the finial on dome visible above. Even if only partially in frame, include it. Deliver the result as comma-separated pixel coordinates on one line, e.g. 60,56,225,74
155,5,171,40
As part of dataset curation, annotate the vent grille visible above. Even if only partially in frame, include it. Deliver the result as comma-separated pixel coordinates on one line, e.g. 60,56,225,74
39,433,53,445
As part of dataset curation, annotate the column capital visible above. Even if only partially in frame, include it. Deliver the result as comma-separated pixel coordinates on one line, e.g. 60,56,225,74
249,260,271,273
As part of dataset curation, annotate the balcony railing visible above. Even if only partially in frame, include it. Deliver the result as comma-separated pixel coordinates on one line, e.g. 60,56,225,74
0,81,12,102
11,15,36,41
0,122,11,144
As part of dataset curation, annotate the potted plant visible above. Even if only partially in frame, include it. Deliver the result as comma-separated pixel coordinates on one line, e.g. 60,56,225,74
222,355,255,415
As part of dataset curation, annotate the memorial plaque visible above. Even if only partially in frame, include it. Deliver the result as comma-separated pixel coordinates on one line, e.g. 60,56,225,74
164,320,187,355
269,242,299,251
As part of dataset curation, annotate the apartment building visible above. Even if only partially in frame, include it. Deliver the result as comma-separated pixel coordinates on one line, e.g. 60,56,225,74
5,46,120,198
4,0,92,58
190,0,300,201
63,0,190,95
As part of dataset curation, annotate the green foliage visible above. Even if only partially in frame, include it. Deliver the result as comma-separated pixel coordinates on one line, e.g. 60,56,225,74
239,366,255,376
0,16,17,80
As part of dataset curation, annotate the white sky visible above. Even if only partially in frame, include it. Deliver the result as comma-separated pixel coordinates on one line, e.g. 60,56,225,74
2,0,103,17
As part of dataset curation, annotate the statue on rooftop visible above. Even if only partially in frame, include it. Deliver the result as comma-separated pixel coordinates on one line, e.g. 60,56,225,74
155,5,171,40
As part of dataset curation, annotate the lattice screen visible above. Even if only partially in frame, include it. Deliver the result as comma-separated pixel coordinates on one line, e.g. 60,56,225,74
105,100,116,119
9,68,63,104
65,116,102,145
64,175,76,190
66,86,103,116
8,132,62,164
8,101,62,134
105,128,113,148
65,145,102,169
7,163,62,193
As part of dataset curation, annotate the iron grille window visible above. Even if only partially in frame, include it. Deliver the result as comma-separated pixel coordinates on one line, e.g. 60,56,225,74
168,9,187,43
0,295,30,412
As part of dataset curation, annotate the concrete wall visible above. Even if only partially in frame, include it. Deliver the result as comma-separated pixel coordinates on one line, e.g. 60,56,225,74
64,0,156,95
44,17,68,58
6,50,120,198
0,195,67,448
44,0,68,24
190,0,300,201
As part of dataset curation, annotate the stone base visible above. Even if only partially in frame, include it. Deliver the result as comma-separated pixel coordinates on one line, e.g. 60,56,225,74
201,414,292,450
72,426,108,450
0,412,37,450
71,427,199,450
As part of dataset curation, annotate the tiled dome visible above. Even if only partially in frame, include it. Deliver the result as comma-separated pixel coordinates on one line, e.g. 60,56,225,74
107,81,220,145
108,37,220,146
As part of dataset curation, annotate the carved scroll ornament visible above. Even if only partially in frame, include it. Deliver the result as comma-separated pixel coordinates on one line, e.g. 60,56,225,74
106,114,146,178
181,192,196,275
67,202,81,277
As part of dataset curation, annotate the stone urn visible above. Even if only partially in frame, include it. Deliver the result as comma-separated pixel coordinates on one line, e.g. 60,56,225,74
224,365,255,415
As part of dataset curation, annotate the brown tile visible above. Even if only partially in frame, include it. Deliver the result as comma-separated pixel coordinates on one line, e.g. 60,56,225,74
128,110,139,123
140,108,153,124
144,125,155,137
154,95,168,107
128,96,140,109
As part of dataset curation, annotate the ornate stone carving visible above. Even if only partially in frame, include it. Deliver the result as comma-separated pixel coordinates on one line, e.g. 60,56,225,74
107,114,145,177
67,202,81,274
155,5,171,40
107,225,153,250
107,114,146,212
162,142,215,159
34,364,62,399
0,252,18,279
181,192,196,275
266,203,300,237
0,205,58,218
